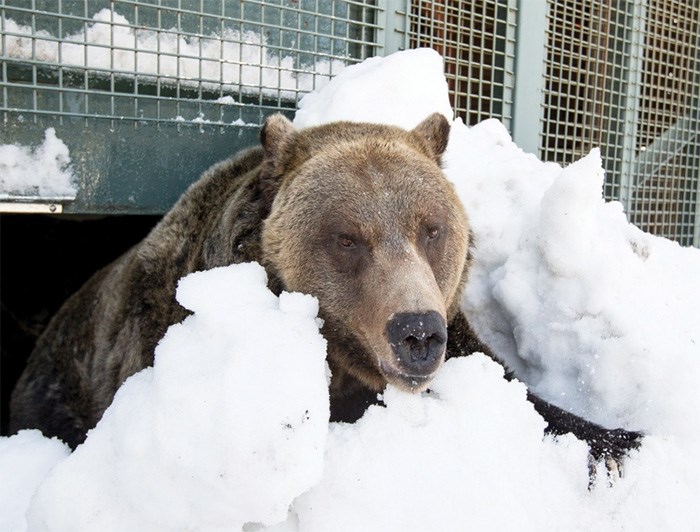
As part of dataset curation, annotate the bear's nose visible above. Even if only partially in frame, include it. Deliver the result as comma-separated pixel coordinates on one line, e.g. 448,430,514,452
386,311,447,374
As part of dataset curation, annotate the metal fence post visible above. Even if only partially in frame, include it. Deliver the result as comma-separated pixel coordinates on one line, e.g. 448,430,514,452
694,91,700,248
511,0,548,156
375,0,409,56
691,29,700,248
619,0,647,215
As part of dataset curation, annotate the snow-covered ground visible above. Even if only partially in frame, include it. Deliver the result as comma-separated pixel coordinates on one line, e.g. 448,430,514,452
3,48,700,531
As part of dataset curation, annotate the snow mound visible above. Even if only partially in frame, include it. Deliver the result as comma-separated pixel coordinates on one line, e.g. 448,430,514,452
294,47,452,130
293,355,594,532
0,128,76,199
0,431,69,532
445,118,700,440
25,264,329,531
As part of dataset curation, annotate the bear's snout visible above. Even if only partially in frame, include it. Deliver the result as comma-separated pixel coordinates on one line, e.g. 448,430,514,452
386,311,447,377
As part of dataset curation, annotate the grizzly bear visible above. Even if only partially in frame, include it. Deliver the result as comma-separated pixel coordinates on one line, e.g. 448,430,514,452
10,113,640,469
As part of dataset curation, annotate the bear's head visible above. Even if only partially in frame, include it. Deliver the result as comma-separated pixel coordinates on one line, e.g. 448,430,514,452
260,113,469,394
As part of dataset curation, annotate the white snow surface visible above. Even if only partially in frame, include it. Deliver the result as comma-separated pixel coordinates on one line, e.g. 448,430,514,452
3,48,700,530
0,128,76,199
26,264,329,531
294,48,453,130
0,431,69,532
3,9,343,101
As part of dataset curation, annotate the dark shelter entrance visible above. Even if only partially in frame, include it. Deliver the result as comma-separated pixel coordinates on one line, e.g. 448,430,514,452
0,215,159,435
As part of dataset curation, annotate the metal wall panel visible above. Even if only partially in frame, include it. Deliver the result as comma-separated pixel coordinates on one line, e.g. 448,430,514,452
0,0,379,213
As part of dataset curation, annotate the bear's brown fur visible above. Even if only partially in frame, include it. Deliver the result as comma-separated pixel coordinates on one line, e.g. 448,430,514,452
10,114,640,470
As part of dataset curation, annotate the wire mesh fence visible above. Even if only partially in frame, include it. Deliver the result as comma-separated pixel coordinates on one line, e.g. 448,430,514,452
1,0,698,246
0,0,380,213
542,0,699,246
628,0,699,246
405,0,516,128
1,0,379,128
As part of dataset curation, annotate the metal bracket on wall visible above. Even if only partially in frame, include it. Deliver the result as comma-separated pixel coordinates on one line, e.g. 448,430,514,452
0,201,64,214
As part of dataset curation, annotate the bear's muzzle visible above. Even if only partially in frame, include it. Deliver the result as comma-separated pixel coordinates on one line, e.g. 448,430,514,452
384,311,447,388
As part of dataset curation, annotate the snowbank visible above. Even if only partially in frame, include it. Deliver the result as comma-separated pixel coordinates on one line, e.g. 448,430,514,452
3,48,700,530
22,264,328,531
291,356,595,532
0,128,76,199
3,9,343,101
0,432,69,532
447,120,700,439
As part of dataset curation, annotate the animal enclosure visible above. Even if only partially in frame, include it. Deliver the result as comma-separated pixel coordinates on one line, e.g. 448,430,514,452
1,0,698,245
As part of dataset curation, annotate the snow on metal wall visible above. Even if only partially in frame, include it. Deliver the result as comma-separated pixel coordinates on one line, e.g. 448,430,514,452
1,0,378,127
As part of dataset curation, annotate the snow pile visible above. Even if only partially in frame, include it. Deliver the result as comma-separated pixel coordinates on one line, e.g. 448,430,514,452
293,355,595,532
3,48,700,530
3,9,344,100
448,121,700,438
0,128,76,199
0,432,69,532
294,48,453,130
25,264,329,531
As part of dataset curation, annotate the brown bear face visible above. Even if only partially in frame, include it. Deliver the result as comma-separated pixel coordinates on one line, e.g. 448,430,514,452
261,113,469,394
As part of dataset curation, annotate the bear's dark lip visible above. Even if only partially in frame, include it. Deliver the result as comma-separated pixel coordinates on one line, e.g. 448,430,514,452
377,360,435,390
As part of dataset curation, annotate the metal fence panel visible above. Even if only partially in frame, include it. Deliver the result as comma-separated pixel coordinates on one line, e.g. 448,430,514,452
0,0,379,213
403,0,517,128
628,0,699,246
540,0,699,246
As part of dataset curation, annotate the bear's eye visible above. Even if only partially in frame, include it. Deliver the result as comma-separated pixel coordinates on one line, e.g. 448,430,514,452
338,234,356,249
426,226,441,241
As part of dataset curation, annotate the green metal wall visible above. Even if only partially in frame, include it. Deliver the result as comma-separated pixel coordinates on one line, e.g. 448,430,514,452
0,0,378,214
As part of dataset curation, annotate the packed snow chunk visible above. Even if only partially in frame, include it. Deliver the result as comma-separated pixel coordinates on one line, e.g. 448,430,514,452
0,431,69,532
445,118,700,439
443,118,562,377
291,355,595,532
0,128,76,199
538,149,617,278
27,263,329,532
294,48,452,130
175,260,278,316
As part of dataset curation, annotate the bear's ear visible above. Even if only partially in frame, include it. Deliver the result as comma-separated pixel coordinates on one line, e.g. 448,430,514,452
411,112,451,162
260,113,296,160
259,113,297,206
